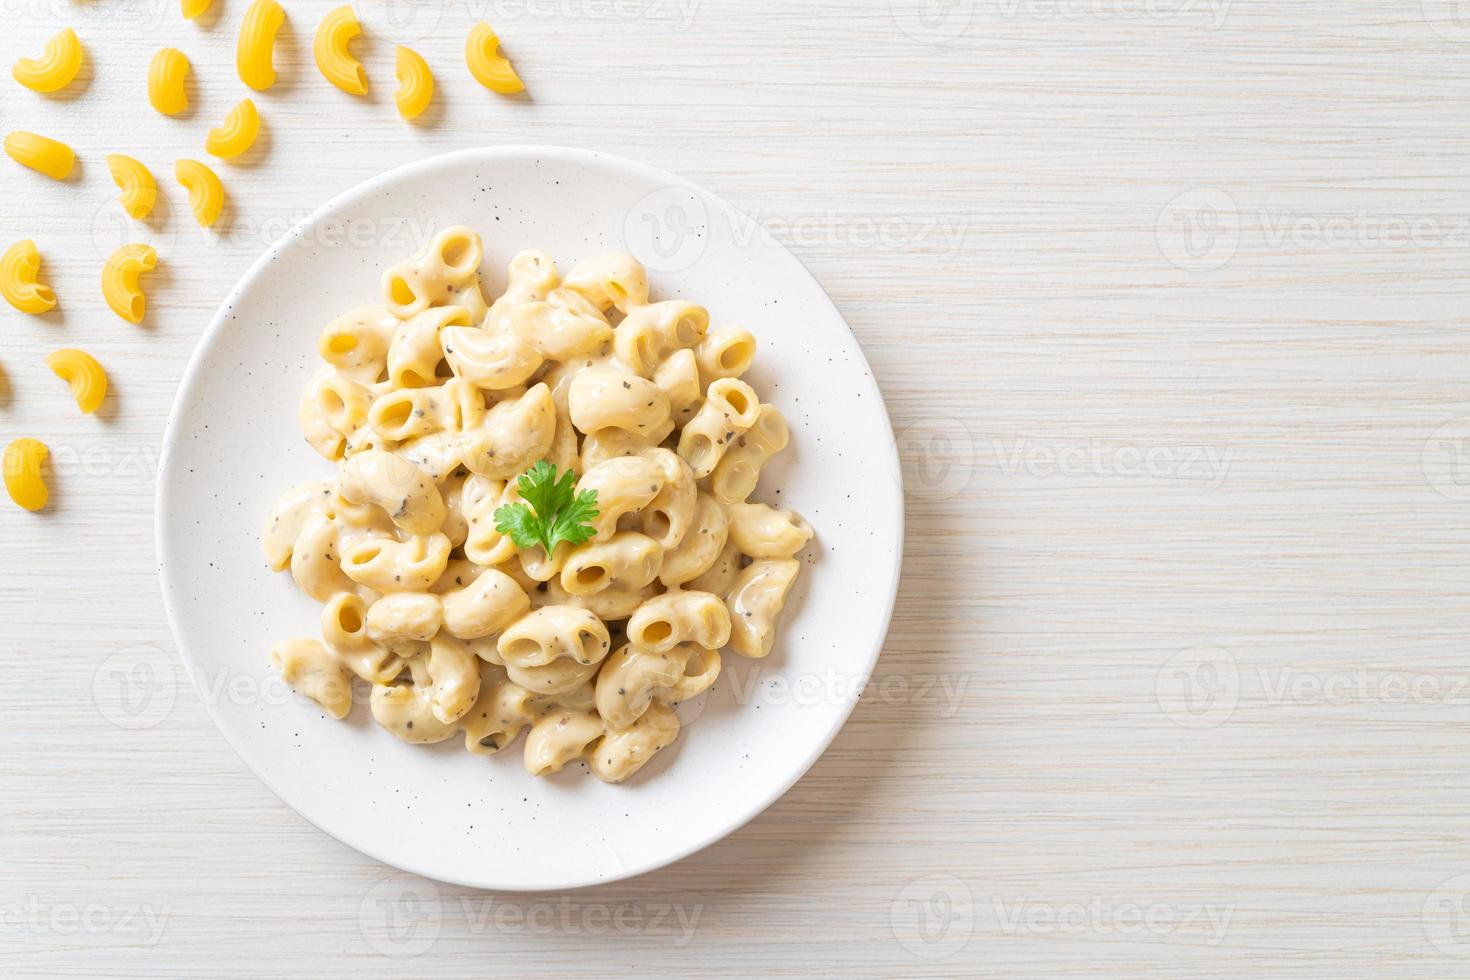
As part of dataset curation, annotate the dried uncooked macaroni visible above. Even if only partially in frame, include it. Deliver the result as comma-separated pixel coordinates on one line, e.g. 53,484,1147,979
4,439,49,512
106,155,157,220
0,239,56,314
314,5,368,95
4,131,75,181
176,159,224,227
238,0,286,91
394,46,433,121
264,229,811,782
101,243,158,323
465,22,524,94
13,28,83,93
46,349,108,414
148,47,190,116
205,99,260,159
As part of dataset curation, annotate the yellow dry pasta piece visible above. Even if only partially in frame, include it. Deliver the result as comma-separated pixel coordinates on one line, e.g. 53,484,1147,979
13,27,83,93
176,159,225,227
238,0,287,91
0,240,56,315
394,46,433,121
205,99,260,159
182,0,214,20
4,439,49,512
148,47,190,116
102,243,158,324
465,22,524,94
105,155,157,220
4,131,75,181
315,5,367,95
47,348,108,415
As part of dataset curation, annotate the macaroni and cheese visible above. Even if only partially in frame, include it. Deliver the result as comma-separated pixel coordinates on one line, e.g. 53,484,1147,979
265,228,811,782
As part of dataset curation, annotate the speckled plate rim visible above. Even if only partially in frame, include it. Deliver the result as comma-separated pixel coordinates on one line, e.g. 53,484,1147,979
155,145,904,890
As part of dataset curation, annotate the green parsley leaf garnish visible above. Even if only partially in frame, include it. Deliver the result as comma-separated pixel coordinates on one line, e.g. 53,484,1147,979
493,460,599,555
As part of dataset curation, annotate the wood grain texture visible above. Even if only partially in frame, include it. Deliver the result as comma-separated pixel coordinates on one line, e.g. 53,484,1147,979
4,1,1470,976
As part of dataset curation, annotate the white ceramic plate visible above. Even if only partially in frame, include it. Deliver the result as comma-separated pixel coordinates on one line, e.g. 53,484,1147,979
156,146,903,890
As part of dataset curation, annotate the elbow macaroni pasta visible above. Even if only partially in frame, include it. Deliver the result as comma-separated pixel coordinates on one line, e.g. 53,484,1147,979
176,158,225,227
106,155,157,220
148,47,190,115
13,28,83,93
5,131,74,181
337,449,446,534
318,306,398,382
0,240,56,315
654,349,701,424
205,99,260,159
678,378,760,478
394,46,433,120
4,438,49,512
725,559,800,659
272,638,352,719
382,225,487,319
238,0,286,91
314,6,368,95
46,349,108,414
563,252,648,314
711,404,788,504
727,502,813,559
696,325,757,380
101,244,157,324
265,231,812,782
181,0,214,20
465,22,524,94
614,301,709,376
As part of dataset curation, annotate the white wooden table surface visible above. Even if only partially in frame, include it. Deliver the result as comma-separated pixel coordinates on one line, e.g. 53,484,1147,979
5,1,1470,976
